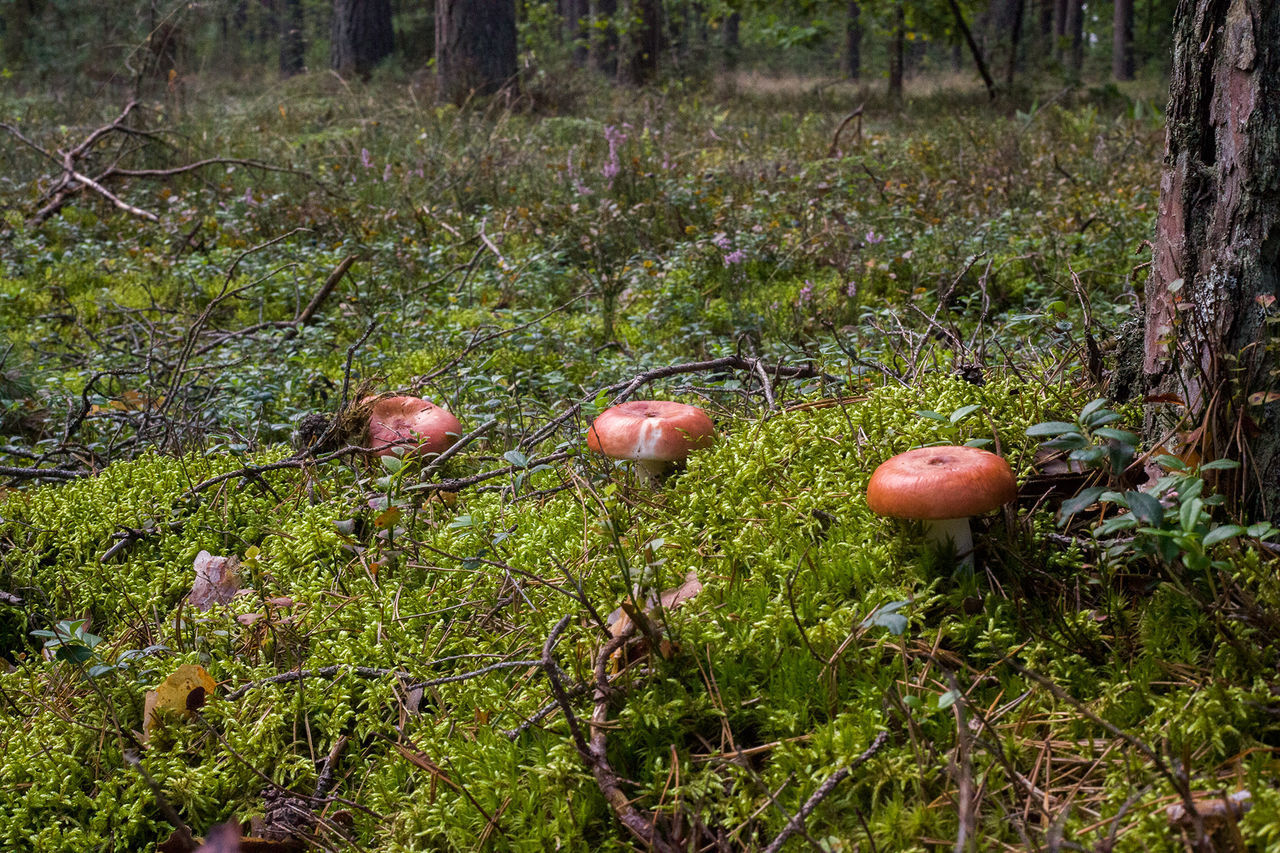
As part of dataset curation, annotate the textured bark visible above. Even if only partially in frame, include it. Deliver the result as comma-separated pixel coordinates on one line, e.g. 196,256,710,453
888,4,904,103
279,0,305,75
1112,0,1134,80
946,0,996,99
330,0,393,77
435,0,517,102
845,0,862,80
1141,0,1280,517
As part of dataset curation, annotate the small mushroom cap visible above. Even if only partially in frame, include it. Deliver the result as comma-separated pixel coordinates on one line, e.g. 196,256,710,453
587,401,716,463
368,396,462,458
867,445,1017,520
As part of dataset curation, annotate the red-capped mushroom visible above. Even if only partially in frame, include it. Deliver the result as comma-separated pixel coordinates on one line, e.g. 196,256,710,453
587,400,716,484
367,396,461,459
867,445,1017,566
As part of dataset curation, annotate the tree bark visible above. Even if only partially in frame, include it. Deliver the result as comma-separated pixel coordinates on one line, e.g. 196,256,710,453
592,0,619,76
888,3,904,103
845,0,862,80
1064,0,1083,74
723,11,740,70
562,0,589,66
1140,0,1280,517
330,0,393,77
1004,0,1026,87
1052,0,1067,61
435,0,517,102
1112,0,1134,80
280,0,305,75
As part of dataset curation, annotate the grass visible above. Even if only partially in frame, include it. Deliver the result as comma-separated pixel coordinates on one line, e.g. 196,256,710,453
0,70,1278,851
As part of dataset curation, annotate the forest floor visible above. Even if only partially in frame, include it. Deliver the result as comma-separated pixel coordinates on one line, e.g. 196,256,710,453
1,71,1278,851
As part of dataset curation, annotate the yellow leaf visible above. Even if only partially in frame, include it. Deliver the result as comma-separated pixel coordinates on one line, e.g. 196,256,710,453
144,664,217,739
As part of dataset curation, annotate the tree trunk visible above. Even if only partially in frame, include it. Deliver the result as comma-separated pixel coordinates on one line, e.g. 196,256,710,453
624,0,664,84
946,0,997,99
1005,0,1026,87
435,0,517,102
280,0,305,75
845,0,862,80
1112,0,1134,80
330,0,393,77
1052,0,1067,61
723,11,740,70
1139,0,1280,518
888,3,904,103
1064,0,1083,74
592,0,619,76
563,0,589,66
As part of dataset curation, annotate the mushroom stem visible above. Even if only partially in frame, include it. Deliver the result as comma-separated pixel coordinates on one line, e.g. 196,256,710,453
634,458,674,487
923,517,974,567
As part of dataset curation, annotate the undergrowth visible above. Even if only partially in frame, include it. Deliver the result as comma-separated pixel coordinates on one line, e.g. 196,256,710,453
1,74,1278,851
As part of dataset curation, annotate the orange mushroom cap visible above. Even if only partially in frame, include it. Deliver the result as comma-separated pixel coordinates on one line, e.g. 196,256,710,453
367,396,462,458
867,445,1017,520
586,401,716,463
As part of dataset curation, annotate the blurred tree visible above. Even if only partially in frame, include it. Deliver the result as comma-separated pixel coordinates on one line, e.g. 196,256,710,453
436,0,516,101
845,0,862,78
330,0,393,76
1139,0,1280,517
1112,0,1133,78
280,0,305,74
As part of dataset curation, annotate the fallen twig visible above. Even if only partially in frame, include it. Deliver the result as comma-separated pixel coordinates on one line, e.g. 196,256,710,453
760,730,890,853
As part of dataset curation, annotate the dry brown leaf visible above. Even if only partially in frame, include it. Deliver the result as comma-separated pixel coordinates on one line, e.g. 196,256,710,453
190,551,242,611
609,571,703,639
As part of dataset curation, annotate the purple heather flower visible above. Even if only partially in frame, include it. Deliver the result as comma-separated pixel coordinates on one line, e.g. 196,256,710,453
865,229,884,245
360,148,374,169
722,249,746,267
798,280,814,304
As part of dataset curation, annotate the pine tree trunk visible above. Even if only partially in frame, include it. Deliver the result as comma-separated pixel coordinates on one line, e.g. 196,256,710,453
1052,0,1067,61
280,0,305,75
330,0,393,77
888,4,904,103
563,0,589,66
845,0,862,80
1140,0,1280,517
1004,0,1026,86
435,0,517,102
1112,0,1134,80
722,11,740,70
592,0,619,76
1064,0,1083,74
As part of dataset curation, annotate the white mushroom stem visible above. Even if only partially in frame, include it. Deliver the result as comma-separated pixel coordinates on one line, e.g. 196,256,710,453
634,458,674,486
923,517,975,567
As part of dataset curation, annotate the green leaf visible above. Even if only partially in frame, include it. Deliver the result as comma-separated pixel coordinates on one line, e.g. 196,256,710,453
1202,525,1244,547
1059,487,1107,521
503,449,529,468
1093,428,1139,446
937,690,959,711
1025,421,1078,437
1179,497,1203,532
380,455,403,474
1198,459,1240,471
1124,491,1164,527
915,410,947,422
860,600,909,636
949,404,981,423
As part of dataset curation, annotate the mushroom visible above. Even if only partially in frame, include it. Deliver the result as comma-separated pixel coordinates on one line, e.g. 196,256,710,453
586,400,716,484
866,445,1017,567
367,396,462,459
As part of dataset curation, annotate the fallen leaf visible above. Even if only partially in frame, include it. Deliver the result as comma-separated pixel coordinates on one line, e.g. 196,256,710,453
190,551,241,611
144,664,217,739
1166,790,1251,828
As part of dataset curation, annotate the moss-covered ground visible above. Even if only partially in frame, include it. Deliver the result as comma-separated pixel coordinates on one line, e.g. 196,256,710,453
2,74,1279,851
